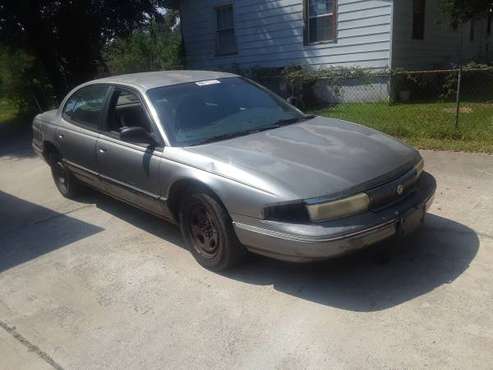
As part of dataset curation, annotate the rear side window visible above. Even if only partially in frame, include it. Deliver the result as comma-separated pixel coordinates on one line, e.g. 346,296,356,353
63,85,109,129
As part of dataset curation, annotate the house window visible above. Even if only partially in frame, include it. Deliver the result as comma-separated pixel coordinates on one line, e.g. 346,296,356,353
470,19,475,42
305,0,337,44
412,0,426,40
488,12,492,36
216,5,237,55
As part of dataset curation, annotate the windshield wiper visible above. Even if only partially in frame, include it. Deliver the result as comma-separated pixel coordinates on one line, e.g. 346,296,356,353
190,115,317,146
191,131,252,145
190,124,284,146
271,114,317,127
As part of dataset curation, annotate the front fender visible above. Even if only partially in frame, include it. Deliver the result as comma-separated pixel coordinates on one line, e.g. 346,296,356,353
158,150,281,219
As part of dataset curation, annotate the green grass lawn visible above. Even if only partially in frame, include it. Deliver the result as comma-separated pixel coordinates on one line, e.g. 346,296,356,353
0,99,20,125
311,102,493,153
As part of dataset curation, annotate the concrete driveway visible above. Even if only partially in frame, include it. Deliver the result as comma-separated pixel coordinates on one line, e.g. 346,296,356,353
1,133,492,369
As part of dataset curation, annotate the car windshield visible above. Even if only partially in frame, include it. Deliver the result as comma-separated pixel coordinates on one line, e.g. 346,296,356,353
147,77,307,146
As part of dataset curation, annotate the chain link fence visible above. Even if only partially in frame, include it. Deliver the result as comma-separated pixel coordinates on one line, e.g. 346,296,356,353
253,67,493,152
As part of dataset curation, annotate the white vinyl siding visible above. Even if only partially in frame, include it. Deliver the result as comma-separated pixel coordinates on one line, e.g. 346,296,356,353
180,0,393,70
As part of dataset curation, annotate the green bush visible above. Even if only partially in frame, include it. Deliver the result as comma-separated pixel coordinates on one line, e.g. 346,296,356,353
242,65,387,108
0,48,55,114
104,21,183,74
461,63,493,102
390,63,493,103
390,69,455,102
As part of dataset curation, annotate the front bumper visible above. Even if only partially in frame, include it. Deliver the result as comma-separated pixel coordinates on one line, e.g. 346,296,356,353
233,172,436,262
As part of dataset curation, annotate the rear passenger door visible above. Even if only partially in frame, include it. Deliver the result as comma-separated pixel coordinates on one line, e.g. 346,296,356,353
96,86,166,217
58,84,110,188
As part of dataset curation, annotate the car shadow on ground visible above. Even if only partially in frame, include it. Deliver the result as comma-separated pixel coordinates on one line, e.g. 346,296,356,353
225,214,479,311
85,192,479,312
0,191,104,273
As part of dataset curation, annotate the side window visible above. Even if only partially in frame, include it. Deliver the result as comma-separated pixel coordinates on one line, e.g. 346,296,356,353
470,18,475,42
412,0,426,40
215,5,237,55
488,12,492,37
63,85,109,129
305,0,337,44
105,89,154,141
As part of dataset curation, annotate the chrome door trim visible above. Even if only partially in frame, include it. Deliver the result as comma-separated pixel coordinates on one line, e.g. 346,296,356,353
99,173,162,201
66,157,163,201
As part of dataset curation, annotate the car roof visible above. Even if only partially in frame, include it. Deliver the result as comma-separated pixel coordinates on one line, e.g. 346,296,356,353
91,70,239,91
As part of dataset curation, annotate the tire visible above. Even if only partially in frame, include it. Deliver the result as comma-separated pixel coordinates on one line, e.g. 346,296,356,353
179,191,246,271
48,152,83,199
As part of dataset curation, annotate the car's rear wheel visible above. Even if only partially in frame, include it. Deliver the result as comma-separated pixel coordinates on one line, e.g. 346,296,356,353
180,191,246,271
49,152,82,199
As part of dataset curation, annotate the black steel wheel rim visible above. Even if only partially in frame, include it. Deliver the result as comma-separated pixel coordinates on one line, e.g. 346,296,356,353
189,203,220,259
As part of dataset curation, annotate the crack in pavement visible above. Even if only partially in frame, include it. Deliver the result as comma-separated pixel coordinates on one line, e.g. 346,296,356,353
0,319,64,370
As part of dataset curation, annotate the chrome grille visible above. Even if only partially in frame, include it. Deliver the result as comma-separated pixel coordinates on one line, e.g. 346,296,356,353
367,168,420,210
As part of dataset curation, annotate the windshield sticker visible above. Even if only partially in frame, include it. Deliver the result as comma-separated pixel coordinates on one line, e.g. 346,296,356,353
195,79,221,86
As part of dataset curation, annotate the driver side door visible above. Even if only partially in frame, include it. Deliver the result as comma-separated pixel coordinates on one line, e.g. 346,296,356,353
96,86,166,217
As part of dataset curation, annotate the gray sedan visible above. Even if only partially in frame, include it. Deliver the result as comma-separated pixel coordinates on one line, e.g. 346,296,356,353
32,71,436,270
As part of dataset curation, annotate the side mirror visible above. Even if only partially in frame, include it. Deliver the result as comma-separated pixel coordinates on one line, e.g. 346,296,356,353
120,126,156,145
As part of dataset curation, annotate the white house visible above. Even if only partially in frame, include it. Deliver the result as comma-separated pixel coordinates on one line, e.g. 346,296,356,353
165,0,491,72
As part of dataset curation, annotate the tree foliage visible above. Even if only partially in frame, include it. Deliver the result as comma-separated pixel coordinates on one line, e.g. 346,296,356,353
441,0,493,26
0,47,54,113
104,12,183,74
0,0,166,100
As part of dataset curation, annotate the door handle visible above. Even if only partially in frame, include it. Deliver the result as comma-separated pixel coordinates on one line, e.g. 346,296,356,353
98,148,107,154
57,134,64,140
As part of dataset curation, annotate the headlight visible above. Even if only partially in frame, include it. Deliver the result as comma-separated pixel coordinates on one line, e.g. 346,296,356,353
306,193,370,222
415,158,424,178
263,202,310,223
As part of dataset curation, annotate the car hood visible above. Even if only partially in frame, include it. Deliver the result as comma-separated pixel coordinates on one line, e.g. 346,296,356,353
182,116,420,200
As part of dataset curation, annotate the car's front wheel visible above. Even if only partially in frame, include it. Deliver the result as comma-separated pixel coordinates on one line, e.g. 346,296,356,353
180,191,246,271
